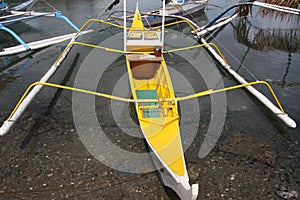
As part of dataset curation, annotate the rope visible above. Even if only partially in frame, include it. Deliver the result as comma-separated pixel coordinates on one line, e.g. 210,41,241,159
41,0,59,12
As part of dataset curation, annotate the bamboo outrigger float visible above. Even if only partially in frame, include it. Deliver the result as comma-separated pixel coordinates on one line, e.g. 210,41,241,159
0,0,297,199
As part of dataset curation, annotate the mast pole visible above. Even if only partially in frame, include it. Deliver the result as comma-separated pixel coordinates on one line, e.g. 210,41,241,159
123,0,127,53
162,0,166,51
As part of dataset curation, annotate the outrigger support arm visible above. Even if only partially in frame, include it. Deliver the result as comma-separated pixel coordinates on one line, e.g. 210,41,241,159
0,17,296,135
0,24,30,50
0,11,87,55
0,18,125,135
54,12,79,32
0,35,79,135
2,11,80,32
0,79,293,136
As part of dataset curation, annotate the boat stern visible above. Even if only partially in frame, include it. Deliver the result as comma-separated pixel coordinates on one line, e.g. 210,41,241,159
155,157,199,200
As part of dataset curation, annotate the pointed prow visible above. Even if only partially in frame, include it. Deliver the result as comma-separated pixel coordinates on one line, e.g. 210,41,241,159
130,3,146,30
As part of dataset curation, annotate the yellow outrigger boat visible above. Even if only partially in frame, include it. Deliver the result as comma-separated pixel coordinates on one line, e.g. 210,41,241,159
125,7,198,199
0,1,297,199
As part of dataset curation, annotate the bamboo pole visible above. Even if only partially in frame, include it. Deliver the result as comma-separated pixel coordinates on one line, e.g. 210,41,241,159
263,0,299,8
237,0,300,17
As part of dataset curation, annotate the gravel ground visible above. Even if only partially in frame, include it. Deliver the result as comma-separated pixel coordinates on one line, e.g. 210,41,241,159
0,104,299,199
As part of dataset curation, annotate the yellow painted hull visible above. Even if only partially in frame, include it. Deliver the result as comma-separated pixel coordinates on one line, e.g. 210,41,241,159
126,54,185,176
124,7,198,199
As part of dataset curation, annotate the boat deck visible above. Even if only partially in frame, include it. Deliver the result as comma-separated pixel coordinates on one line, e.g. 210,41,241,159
127,53,185,176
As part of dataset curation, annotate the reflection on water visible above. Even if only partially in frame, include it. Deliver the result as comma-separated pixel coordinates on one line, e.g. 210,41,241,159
0,74,19,90
6,57,32,75
233,18,300,53
261,0,300,19
0,56,32,91
0,50,40,74
106,0,120,11
231,5,300,90
233,0,299,54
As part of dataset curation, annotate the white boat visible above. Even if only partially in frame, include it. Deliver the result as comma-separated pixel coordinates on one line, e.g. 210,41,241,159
0,0,39,24
0,31,93,56
0,0,38,12
0,0,92,56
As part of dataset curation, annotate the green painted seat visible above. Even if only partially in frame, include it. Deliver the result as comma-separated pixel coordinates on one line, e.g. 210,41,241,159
136,90,161,118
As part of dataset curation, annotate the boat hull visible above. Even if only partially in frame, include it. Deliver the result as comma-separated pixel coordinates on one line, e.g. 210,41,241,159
126,52,198,199
149,139,199,200
124,7,198,199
